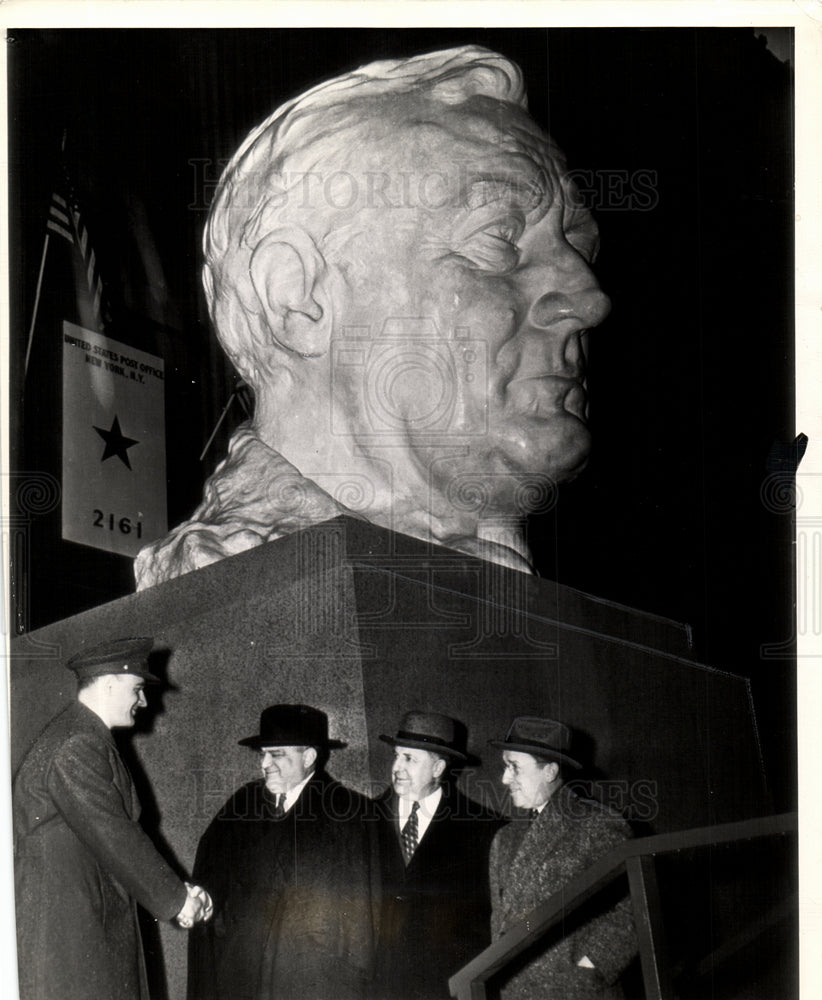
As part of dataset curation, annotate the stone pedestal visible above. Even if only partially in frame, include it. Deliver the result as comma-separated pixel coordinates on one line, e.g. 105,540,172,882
10,516,770,999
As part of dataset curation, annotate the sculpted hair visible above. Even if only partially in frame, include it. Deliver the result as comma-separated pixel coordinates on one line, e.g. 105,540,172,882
202,46,527,381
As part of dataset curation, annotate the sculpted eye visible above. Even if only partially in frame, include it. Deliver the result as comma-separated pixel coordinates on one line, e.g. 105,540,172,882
566,228,599,264
454,215,524,273
563,211,600,264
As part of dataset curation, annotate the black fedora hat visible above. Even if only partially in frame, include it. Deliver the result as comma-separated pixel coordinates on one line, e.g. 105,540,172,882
380,711,468,761
238,704,346,750
488,716,582,770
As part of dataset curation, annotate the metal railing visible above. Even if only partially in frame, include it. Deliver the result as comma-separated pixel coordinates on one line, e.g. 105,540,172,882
449,812,797,1000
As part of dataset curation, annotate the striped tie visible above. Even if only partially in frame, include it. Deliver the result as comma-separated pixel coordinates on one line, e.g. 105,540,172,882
401,801,420,865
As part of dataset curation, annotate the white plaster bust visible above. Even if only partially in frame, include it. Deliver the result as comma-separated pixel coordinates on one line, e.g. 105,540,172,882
134,46,610,590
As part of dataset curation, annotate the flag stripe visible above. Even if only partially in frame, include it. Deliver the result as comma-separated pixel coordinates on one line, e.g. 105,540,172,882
46,219,74,242
49,206,71,226
46,177,105,330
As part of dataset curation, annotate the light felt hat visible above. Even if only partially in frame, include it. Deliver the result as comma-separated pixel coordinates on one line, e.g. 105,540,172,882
488,716,582,769
380,710,468,761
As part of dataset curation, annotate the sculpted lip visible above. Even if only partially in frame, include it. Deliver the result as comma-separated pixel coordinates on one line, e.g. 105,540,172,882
506,373,588,419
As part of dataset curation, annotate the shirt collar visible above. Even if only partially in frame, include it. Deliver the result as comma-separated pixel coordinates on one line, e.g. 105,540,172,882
398,785,442,824
282,771,314,813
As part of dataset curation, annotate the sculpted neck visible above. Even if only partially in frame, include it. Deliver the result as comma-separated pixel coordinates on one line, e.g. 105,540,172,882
255,410,533,573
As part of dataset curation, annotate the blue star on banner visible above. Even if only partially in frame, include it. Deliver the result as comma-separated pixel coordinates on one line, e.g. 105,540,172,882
93,415,139,470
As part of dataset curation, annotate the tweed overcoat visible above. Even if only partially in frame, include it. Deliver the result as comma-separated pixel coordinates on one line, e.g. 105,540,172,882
371,785,504,1000
13,701,187,1000
489,784,636,1000
187,770,377,1000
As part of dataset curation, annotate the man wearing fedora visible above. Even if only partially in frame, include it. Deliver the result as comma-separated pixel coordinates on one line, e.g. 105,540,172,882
371,711,503,1000
187,704,376,1000
13,637,212,1000
488,717,637,999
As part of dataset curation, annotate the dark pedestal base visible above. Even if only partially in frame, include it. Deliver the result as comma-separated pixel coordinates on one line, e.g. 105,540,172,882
10,517,770,998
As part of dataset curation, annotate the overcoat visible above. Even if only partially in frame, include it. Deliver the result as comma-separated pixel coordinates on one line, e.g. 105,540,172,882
13,701,187,1000
371,785,504,1000
489,784,637,1000
187,769,377,1000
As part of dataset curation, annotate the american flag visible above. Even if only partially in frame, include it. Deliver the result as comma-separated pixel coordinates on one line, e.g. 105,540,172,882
46,184,104,330
25,164,108,375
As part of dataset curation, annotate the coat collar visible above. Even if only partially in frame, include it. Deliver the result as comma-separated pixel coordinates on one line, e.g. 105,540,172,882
70,700,117,746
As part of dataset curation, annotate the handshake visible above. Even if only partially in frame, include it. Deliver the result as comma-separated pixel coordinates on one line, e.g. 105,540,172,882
176,882,214,929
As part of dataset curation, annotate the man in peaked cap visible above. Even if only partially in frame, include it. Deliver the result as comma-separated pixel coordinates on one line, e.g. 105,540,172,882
187,704,376,1000
371,711,504,1000
12,637,212,1000
488,717,636,999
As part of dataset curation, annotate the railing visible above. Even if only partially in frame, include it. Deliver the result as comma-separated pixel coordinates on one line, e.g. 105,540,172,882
449,812,797,1000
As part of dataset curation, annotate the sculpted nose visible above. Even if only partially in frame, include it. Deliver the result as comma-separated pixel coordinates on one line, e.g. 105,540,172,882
529,286,611,330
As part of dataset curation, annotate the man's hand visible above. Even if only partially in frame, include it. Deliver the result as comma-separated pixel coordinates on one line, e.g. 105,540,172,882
176,882,214,928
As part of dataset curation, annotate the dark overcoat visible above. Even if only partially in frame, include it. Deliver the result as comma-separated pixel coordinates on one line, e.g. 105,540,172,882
371,785,504,1000
187,769,377,1000
490,784,637,1000
13,702,187,1000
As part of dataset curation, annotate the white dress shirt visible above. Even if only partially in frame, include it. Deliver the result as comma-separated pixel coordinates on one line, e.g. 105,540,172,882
397,786,442,842
281,772,313,813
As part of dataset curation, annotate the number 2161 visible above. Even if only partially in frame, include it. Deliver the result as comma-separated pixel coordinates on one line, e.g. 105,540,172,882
93,509,143,537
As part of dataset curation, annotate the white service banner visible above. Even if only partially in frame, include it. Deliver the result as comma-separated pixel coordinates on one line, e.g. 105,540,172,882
62,322,167,557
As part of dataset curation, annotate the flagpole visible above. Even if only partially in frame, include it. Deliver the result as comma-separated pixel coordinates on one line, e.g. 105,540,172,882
23,231,52,379
24,131,67,380
199,391,238,462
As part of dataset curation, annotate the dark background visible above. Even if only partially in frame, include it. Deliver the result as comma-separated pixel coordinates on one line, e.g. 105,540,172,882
7,28,796,807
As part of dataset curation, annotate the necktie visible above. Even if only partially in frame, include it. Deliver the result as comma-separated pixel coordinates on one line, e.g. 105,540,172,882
401,801,420,865
272,793,285,819
529,808,539,820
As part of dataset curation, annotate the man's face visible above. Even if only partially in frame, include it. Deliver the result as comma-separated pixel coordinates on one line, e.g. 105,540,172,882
327,103,611,515
260,745,315,795
391,746,445,801
501,750,557,809
106,674,147,728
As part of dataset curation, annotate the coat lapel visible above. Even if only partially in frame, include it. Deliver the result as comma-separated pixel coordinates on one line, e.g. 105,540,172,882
404,788,454,875
498,795,567,928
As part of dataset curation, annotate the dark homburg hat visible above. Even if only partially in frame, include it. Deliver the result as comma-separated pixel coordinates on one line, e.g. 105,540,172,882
66,637,160,683
238,704,346,750
380,711,468,761
488,716,582,770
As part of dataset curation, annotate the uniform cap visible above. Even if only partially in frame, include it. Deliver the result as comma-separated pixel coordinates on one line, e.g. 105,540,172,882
66,637,160,683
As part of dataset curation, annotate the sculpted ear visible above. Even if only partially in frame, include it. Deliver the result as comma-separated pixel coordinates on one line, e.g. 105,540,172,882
248,228,332,358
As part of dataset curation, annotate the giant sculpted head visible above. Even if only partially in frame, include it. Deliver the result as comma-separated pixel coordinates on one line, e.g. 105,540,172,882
135,46,610,589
